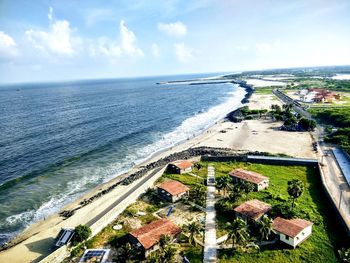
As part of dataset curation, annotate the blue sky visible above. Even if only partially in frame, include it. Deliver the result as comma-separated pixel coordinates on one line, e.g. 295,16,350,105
0,0,350,83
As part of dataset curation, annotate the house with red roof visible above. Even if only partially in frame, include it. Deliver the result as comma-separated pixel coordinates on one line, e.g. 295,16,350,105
157,180,189,202
272,217,313,248
234,199,272,222
129,218,182,257
167,160,193,174
229,168,269,191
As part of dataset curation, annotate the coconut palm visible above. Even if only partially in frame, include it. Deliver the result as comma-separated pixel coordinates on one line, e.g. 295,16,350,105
242,182,255,200
226,218,250,248
159,245,177,263
159,234,171,250
217,176,232,197
185,222,202,246
287,179,304,209
257,215,273,241
228,184,244,203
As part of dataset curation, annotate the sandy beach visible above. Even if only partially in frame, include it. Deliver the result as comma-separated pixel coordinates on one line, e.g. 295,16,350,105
0,87,316,263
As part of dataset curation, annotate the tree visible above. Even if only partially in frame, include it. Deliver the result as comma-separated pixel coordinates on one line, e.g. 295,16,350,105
257,215,273,241
228,184,244,203
287,179,304,209
159,245,177,263
159,234,171,250
194,163,202,170
185,222,202,246
242,182,255,200
73,224,91,244
226,218,250,248
216,176,232,197
190,184,206,206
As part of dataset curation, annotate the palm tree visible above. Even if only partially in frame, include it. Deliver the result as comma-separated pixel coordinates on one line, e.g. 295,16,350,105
159,245,177,263
287,179,304,209
226,218,250,248
185,222,202,246
257,215,273,241
216,176,232,197
190,184,206,206
119,242,132,262
242,182,255,200
159,234,171,250
228,184,243,203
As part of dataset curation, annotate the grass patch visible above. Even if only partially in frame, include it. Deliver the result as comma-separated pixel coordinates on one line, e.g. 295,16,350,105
163,172,205,186
210,161,348,263
254,87,274,95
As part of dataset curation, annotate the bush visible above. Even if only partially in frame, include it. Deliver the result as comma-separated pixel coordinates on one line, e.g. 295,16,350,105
73,225,92,244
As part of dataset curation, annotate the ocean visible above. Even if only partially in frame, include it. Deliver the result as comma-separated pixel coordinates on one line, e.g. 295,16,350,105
0,73,246,244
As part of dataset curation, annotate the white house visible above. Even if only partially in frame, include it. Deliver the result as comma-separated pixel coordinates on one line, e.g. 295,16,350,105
272,217,313,248
157,180,189,203
234,199,272,222
229,169,269,191
167,160,193,174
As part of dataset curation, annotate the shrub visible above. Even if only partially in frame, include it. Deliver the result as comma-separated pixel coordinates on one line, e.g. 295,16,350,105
73,225,92,244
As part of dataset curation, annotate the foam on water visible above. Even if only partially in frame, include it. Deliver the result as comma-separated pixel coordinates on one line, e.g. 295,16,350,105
0,83,246,243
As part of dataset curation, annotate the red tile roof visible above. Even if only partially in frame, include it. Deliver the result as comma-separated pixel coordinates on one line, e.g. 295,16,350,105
272,217,313,238
130,219,181,250
234,199,271,221
158,180,189,196
229,169,268,184
171,160,193,170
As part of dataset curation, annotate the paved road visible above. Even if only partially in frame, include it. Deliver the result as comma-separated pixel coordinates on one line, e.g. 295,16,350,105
87,167,163,226
272,89,350,234
203,166,217,263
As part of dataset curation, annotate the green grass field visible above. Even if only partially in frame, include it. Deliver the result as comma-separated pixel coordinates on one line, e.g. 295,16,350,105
209,161,348,263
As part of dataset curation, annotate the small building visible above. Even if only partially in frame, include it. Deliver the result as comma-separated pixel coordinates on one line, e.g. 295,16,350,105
157,180,190,202
55,227,75,247
229,168,269,191
234,199,271,222
167,160,193,174
272,217,313,248
79,249,110,263
129,218,182,257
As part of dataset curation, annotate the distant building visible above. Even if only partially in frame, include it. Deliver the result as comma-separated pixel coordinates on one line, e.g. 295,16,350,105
157,180,189,202
309,88,341,103
167,160,193,174
234,199,271,222
79,249,110,263
272,217,313,248
129,218,181,257
229,168,269,191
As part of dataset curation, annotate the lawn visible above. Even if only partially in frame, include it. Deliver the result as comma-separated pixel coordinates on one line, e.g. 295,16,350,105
209,161,348,263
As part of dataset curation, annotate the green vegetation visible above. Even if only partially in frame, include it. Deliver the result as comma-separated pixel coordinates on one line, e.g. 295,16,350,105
254,87,274,94
210,161,348,262
72,224,91,245
240,106,268,120
310,107,350,153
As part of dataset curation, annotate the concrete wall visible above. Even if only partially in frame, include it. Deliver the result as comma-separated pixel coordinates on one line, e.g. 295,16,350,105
38,245,70,263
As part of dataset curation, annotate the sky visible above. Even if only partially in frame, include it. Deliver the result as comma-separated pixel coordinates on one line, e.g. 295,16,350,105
0,0,350,83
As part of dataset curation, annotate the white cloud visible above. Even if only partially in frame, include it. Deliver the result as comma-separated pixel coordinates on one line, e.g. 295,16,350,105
25,7,78,56
0,31,18,58
90,20,143,58
151,43,160,57
158,21,187,37
174,42,196,62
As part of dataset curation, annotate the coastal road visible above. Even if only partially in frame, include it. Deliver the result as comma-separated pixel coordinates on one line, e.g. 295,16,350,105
272,89,350,234
86,166,163,226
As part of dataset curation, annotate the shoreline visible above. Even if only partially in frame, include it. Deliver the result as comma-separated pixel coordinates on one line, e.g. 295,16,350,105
0,81,252,250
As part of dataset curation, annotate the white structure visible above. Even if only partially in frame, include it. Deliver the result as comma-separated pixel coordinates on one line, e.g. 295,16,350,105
229,169,269,191
167,160,193,174
272,217,313,248
79,249,110,263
